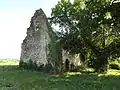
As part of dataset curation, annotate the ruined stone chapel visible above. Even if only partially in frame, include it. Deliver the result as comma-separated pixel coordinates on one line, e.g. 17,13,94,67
20,9,81,73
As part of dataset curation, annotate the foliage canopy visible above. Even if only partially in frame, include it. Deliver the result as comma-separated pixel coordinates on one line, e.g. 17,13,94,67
50,0,120,72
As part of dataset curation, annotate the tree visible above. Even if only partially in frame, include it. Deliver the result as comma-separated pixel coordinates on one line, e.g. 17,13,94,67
49,0,120,72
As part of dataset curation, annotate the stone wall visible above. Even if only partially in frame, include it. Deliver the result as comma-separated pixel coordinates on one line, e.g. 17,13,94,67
20,9,60,72
62,49,81,66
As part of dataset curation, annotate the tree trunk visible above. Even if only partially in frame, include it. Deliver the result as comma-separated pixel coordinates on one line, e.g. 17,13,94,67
94,54,108,73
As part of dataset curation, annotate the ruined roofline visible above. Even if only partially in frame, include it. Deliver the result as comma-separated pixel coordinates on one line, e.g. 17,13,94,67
33,8,46,18
29,8,48,30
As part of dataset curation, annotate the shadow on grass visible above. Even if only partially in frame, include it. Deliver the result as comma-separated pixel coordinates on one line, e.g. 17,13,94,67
0,65,120,90
47,73,120,90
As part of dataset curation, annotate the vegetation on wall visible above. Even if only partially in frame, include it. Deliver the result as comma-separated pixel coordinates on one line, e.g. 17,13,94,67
47,21,63,74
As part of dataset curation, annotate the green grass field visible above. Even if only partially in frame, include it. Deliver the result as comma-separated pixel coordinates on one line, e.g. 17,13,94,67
0,60,120,90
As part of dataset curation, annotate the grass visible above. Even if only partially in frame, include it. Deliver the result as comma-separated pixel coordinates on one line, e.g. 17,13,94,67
0,59,19,66
0,60,120,90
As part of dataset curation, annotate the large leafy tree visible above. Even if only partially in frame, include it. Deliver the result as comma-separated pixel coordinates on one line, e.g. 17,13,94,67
49,0,120,72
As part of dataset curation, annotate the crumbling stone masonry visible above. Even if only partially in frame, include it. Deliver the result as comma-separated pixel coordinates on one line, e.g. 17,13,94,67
20,8,62,73
20,8,81,73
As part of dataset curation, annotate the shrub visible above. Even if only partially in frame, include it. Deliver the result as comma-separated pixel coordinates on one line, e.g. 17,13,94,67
32,61,38,71
37,64,44,71
19,60,24,68
19,60,54,73
19,60,28,69
27,59,33,69
44,63,53,73
109,64,120,70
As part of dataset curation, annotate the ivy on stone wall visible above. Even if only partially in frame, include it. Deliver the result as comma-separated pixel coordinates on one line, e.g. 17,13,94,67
46,20,63,74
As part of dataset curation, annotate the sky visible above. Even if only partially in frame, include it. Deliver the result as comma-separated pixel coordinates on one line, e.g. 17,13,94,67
0,0,60,59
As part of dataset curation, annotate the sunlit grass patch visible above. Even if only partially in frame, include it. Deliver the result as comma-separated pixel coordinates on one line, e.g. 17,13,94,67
104,69,120,76
0,59,19,66
64,72,81,76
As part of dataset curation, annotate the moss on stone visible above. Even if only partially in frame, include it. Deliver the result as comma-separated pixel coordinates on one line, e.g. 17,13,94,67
46,22,63,74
